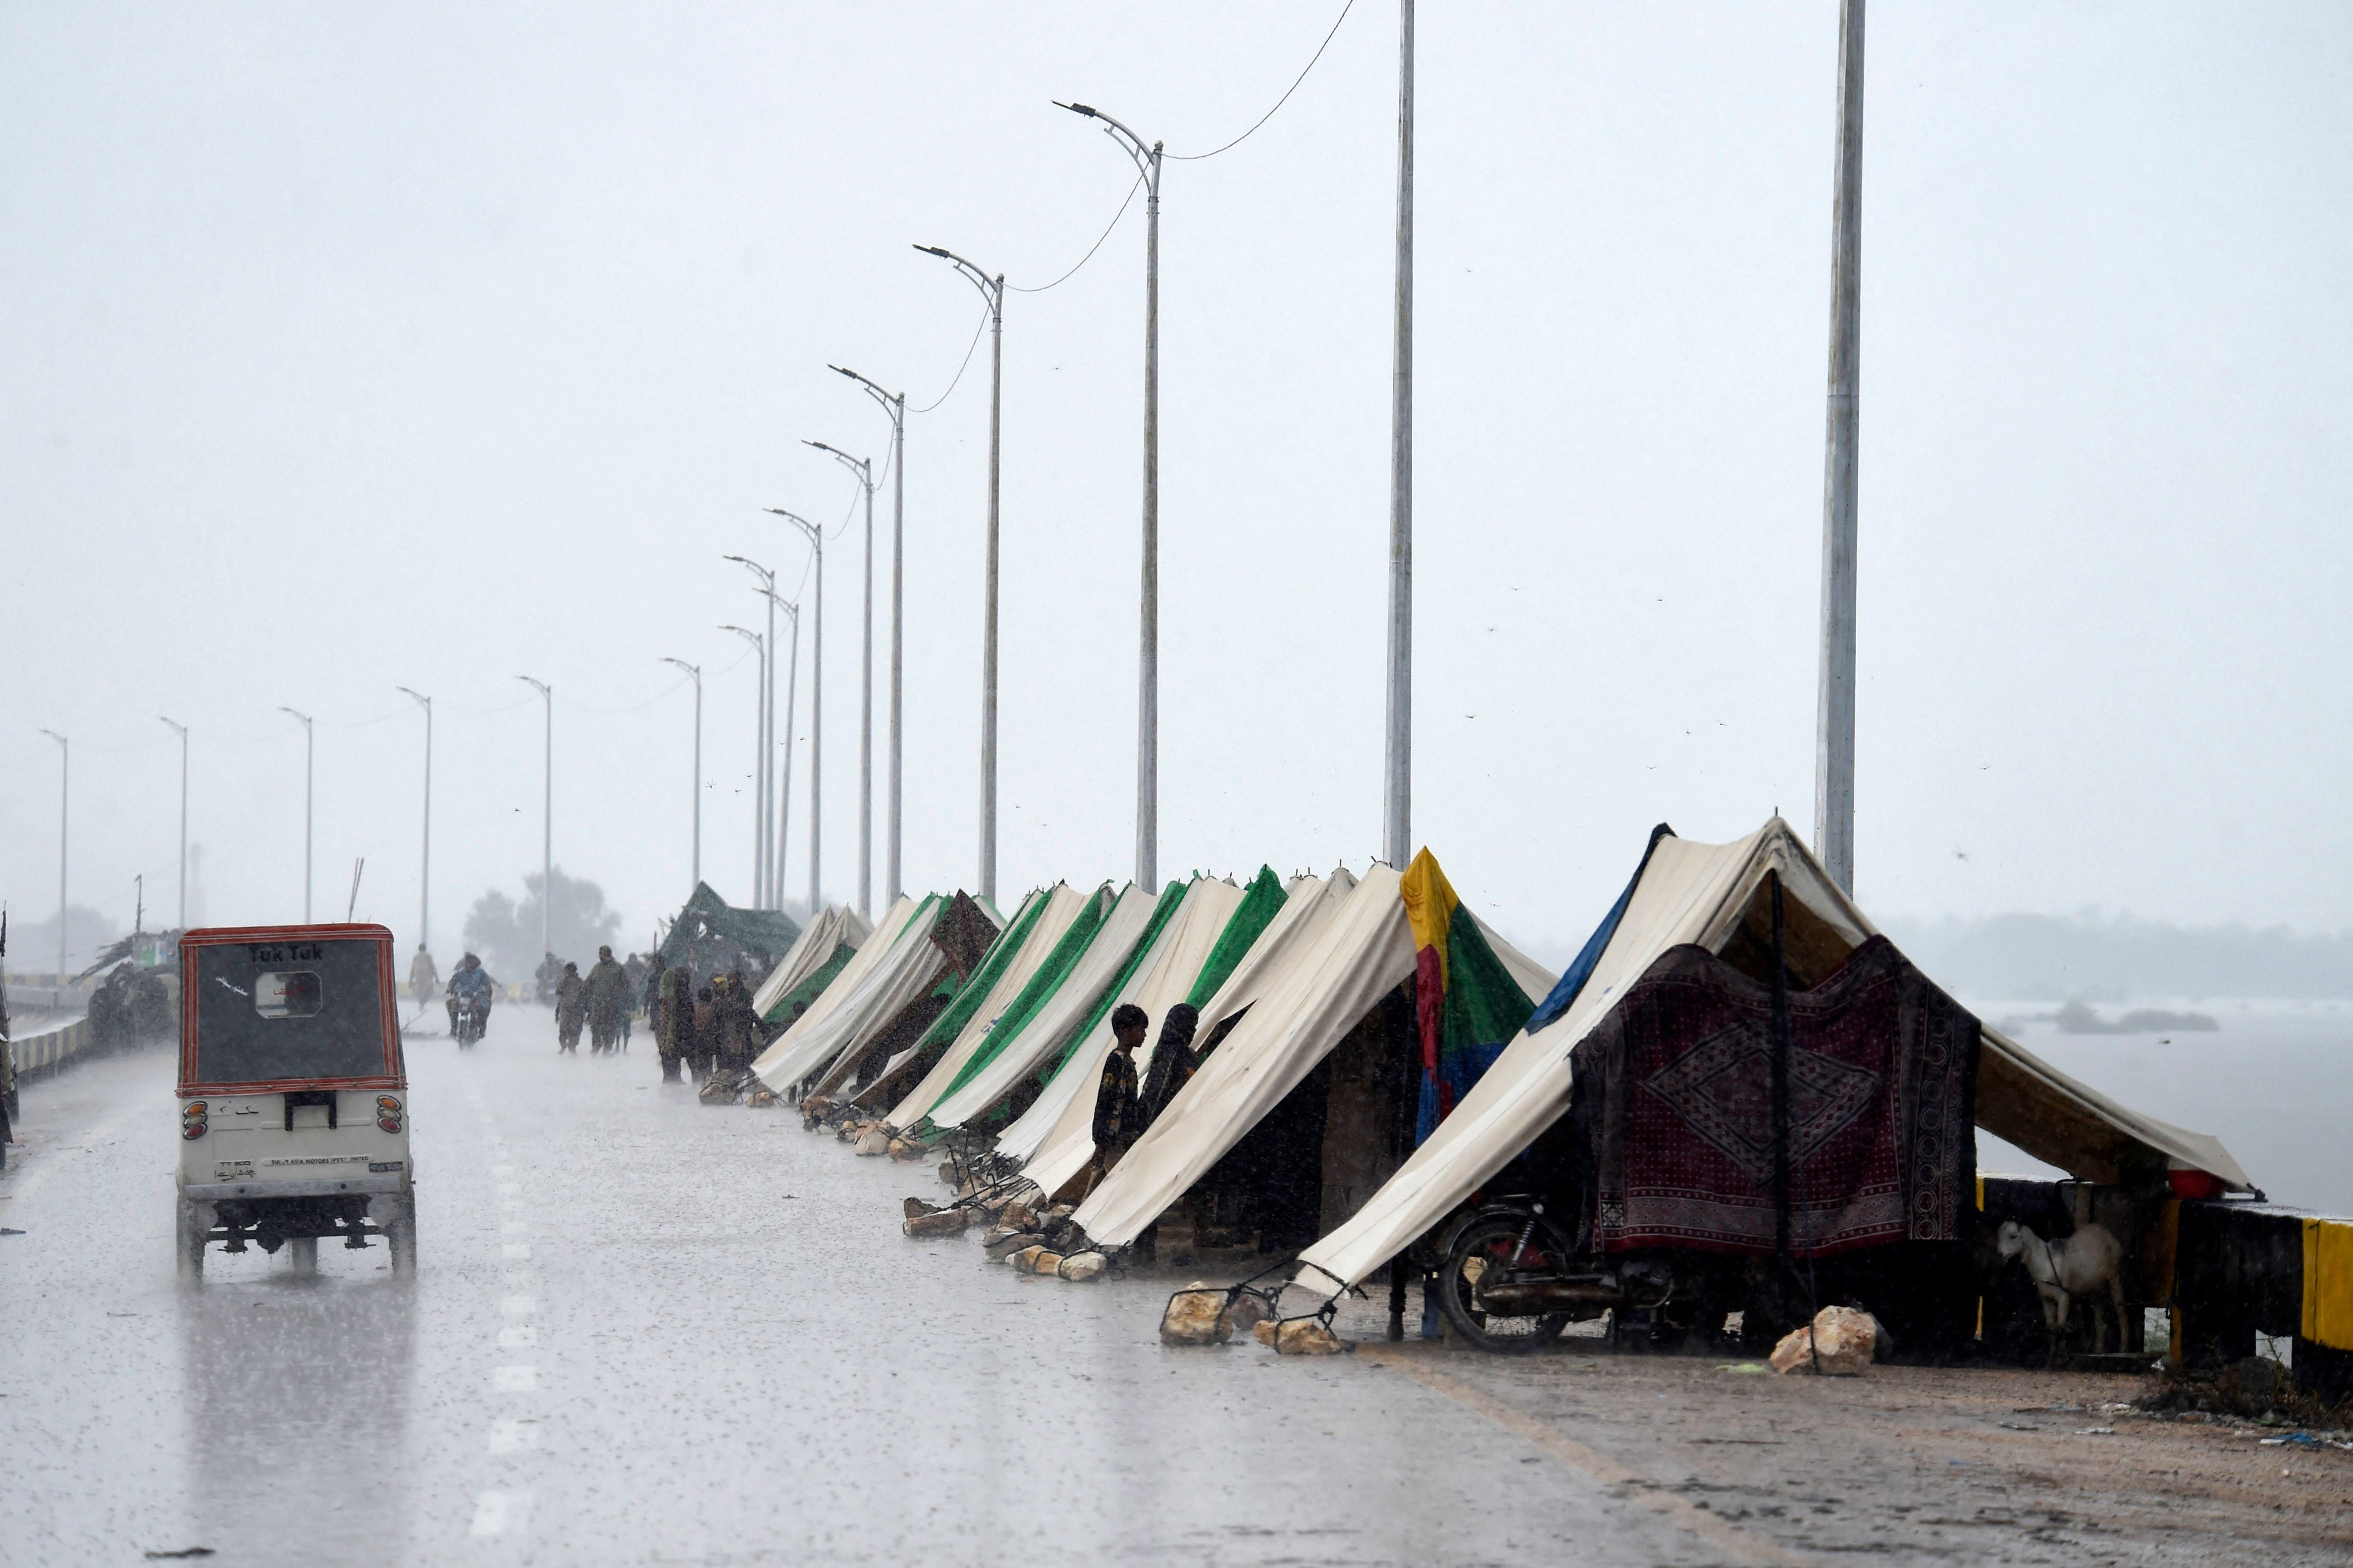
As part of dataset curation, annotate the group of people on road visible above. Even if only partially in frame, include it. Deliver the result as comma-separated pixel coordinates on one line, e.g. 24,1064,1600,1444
407,940,776,1078
553,946,633,1054
645,953,767,1085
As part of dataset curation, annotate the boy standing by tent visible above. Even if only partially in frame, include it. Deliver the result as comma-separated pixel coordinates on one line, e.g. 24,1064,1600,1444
1081,1005,1151,1199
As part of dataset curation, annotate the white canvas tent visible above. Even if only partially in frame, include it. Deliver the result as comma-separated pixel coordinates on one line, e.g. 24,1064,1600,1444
876,882,1098,1127
1070,863,1554,1249
1295,818,2256,1292
1002,877,1246,1197
922,883,1163,1132
749,895,934,1092
750,904,872,1021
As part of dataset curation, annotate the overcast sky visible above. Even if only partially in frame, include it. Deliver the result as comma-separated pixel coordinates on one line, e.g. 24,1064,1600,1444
4,2,2348,966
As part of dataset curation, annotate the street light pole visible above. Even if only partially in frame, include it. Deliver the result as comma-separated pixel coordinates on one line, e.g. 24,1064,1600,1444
38,729,66,977
828,366,899,902
807,436,879,918
276,708,314,922
517,678,551,961
725,555,779,907
768,508,824,911
720,626,765,906
1814,0,1866,894
395,690,432,951
661,659,703,892
159,718,188,930
1057,100,1163,891
914,248,1005,903
751,592,802,911
1383,1,1415,872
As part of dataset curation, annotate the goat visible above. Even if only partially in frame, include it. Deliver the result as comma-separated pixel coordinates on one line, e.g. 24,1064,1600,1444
1996,1219,2126,1355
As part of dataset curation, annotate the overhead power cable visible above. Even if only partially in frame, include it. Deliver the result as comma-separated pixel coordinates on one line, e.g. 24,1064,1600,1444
1008,170,1144,295
1167,0,1356,161
911,302,992,414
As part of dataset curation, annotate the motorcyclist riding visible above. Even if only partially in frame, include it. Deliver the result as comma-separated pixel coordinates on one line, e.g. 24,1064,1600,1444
447,953,495,1043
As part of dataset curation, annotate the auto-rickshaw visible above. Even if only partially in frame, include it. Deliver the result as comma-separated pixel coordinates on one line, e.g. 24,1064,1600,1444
175,924,416,1277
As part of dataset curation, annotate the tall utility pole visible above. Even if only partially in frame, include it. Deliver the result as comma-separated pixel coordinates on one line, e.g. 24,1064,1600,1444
768,508,824,911
1058,100,1162,892
807,433,878,921
277,708,314,922
753,591,802,909
517,678,551,961
719,628,765,903
915,247,1005,904
159,717,188,929
38,729,66,977
396,689,432,951
661,659,703,892
826,372,908,906
1382,0,1416,872
1814,0,1865,894
725,555,778,906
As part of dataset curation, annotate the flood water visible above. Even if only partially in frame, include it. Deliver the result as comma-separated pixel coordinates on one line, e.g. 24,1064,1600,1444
1970,997,2353,1216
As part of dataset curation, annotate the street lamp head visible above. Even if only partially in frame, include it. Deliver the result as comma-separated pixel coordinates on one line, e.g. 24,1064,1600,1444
1057,100,1097,119
517,676,549,699
276,707,312,727
395,686,429,709
660,657,700,680
159,715,187,735
915,244,951,258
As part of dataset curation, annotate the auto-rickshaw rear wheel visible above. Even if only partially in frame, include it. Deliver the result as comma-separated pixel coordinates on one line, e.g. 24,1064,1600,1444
385,1192,417,1276
175,1196,206,1280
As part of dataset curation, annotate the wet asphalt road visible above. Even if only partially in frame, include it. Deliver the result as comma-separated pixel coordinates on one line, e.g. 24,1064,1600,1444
0,1011,1721,1568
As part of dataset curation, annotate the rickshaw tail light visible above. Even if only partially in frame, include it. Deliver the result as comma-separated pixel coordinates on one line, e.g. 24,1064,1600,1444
182,1119,207,1140
182,1101,207,1119
377,1115,401,1134
377,1096,401,1113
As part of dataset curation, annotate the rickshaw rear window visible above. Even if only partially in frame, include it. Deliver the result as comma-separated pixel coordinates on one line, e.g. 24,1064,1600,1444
255,970,323,1018
191,940,388,1084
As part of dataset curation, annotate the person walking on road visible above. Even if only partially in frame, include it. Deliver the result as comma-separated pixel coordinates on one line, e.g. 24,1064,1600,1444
655,959,692,1082
585,945,629,1053
554,961,586,1053
690,984,717,1082
641,952,667,1061
708,974,762,1078
408,945,440,1009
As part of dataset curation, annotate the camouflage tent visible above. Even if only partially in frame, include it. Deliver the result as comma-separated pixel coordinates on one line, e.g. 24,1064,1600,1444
657,884,802,982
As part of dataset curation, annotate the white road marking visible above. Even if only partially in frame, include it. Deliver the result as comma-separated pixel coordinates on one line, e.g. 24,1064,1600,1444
495,1364,536,1392
468,1489,533,1537
499,1325,538,1348
502,1295,537,1316
487,1420,542,1454
501,1220,528,1235
502,1242,532,1259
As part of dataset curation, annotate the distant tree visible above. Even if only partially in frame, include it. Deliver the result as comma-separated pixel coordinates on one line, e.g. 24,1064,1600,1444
462,868,623,982
8,904,125,979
